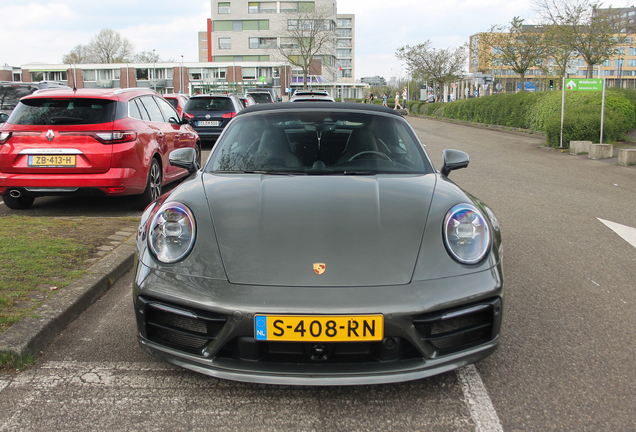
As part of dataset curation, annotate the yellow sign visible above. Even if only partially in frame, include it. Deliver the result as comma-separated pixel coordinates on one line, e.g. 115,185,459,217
254,314,384,342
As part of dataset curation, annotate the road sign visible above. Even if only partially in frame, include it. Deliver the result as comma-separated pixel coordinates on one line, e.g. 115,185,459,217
565,78,602,91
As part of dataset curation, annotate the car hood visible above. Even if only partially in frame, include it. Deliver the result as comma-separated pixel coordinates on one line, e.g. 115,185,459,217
204,174,436,287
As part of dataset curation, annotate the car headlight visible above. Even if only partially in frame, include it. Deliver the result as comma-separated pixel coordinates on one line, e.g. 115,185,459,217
443,203,491,265
148,202,196,263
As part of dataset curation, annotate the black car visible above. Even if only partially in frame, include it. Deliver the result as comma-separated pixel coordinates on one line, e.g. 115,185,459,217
0,81,70,123
182,94,243,143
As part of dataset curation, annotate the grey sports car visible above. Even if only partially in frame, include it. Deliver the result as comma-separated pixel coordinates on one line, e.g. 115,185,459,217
133,102,503,385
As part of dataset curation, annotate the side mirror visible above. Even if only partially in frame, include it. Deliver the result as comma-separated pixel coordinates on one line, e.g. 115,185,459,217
181,112,193,125
170,148,198,175
440,149,469,177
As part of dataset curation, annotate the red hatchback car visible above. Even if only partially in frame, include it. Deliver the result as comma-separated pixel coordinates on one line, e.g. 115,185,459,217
0,88,200,210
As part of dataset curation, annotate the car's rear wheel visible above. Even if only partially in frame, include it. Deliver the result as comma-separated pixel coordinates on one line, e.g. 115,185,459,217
2,193,35,210
195,143,202,169
135,158,162,210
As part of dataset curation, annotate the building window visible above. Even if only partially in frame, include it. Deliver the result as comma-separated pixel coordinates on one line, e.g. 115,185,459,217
336,39,352,47
337,18,352,27
249,2,276,13
136,69,149,80
83,70,96,81
249,37,277,49
281,2,316,13
218,2,230,13
615,59,625,67
337,49,351,58
214,20,270,31
335,28,351,37
243,67,257,80
219,38,231,49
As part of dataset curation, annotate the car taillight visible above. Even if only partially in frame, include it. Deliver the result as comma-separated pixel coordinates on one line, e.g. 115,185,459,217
59,131,138,144
0,132,11,144
183,112,194,120
221,112,236,119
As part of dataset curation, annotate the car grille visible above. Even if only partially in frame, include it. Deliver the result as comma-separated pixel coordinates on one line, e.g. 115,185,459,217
137,297,226,355
412,298,502,357
218,336,420,364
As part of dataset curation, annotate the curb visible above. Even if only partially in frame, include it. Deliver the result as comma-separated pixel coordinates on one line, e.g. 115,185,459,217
0,235,137,356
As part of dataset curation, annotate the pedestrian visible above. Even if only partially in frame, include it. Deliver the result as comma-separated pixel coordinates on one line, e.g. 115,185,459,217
368,91,375,104
427,92,435,103
402,87,408,113
394,91,402,109
382,93,388,106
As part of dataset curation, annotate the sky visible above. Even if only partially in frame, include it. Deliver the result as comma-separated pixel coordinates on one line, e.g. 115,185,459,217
1,0,552,81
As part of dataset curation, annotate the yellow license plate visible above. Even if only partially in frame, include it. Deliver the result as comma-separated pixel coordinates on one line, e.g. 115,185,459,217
28,155,76,167
254,314,384,342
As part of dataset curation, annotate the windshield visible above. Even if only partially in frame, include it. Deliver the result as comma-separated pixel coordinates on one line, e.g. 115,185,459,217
249,93,272,103
8,98,117,125
184,97,233,111
208,110,432,175
0,86,38,111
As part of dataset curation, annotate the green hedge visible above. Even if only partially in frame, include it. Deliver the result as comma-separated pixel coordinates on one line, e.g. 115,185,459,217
435,88,636,147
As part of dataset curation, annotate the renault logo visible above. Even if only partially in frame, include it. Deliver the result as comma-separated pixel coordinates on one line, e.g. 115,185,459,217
46,130,54,142
313,263,326,275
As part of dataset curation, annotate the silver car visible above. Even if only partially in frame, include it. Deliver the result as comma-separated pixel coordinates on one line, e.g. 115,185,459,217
133,102,503,385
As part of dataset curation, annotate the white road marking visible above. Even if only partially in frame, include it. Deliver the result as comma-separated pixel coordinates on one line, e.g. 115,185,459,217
598,218,636,250
456,364,504,432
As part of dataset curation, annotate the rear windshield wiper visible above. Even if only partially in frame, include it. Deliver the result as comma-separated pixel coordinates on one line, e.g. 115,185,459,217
50,116,84,124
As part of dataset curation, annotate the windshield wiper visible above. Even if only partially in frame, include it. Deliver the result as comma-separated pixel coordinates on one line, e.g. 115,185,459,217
213,170,301,176
342,170,379,175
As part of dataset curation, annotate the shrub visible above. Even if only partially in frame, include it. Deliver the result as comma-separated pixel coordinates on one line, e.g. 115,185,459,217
544,105,629,148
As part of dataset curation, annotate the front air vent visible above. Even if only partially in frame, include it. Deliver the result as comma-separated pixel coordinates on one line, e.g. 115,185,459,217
138,297,226,355
413,298,502,356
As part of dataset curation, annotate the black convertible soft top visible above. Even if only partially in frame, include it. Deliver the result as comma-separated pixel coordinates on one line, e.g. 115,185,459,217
237,101,404,117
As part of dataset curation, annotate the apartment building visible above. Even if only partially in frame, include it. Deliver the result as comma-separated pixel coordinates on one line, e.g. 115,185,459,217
199,1,356,84
468,8,636,94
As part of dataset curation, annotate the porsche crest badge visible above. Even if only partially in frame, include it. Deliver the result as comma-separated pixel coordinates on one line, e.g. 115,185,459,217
313,263,326,275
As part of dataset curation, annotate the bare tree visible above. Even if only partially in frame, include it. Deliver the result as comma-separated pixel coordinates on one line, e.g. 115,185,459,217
479,17,549,91
134,50,160,63
275,4,336,89
90,29,135,63
61,29,135,64
395,41,467,99
534,0,626,77
62,44,91,64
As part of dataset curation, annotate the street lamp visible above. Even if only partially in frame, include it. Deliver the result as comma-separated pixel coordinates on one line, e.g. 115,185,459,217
153,49,156,92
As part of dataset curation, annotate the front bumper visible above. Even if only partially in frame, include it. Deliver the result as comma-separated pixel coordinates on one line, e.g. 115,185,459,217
133,261,503,385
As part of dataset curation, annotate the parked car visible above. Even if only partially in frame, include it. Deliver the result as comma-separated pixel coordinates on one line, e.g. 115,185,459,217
133,102,504,385
246,88,278,104
238,93,257,108
0,88,201,210
1,81,70,123
182,93,243,143
162,93,190,116
289,90,335,102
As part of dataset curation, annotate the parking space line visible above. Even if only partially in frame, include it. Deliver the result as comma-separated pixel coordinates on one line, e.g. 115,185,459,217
456,364,504,432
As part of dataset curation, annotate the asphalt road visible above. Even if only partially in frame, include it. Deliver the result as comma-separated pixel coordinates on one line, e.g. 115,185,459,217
1,118,635,431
